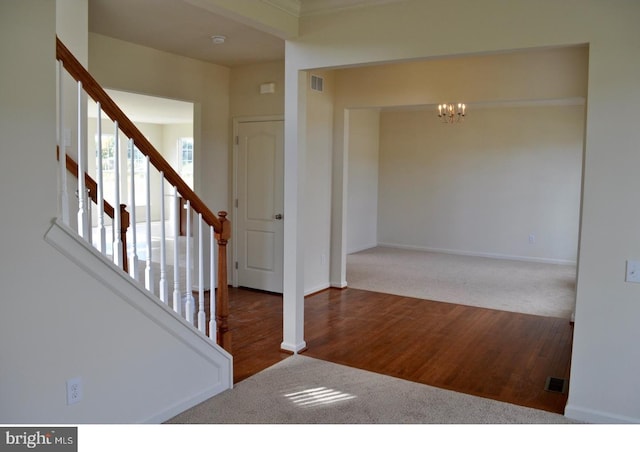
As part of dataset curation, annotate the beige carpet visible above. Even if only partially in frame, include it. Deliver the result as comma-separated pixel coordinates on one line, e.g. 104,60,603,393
347,247,576,319
167,355,578,424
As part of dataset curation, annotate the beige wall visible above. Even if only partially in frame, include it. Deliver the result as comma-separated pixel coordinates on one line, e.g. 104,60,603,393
346,108,380,254
304,70,334,294
230,60,284,118
377,105,584,264
285,0,640,423
89,33,229,214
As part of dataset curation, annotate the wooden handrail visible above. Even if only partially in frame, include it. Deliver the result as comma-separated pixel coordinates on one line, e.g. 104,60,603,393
57,37,230,352
57,147,130,272
56,37,223,233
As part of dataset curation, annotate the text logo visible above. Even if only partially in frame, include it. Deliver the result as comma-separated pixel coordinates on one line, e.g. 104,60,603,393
1,428,77,452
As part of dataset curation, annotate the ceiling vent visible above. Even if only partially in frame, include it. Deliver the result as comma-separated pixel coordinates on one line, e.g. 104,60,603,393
311,74,324,92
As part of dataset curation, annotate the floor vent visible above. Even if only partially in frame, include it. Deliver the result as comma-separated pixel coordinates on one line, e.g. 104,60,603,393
544,376,568,394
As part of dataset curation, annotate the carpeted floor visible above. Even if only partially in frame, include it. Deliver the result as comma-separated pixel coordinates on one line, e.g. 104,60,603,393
347,247,577,319
167,355,579,424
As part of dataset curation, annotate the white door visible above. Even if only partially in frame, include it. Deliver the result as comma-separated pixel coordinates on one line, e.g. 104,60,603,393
236,120,284,293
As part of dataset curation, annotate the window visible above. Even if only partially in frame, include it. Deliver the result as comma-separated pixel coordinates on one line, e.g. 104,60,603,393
178,137,194,187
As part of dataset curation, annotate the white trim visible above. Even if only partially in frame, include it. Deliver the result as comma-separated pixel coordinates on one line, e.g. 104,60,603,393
304,283,330,296
300,0,407,17
280,340,307,353
564,404,640,424
143,386,224,424
331,280,348,289
262,0,301,17
376,242,577,266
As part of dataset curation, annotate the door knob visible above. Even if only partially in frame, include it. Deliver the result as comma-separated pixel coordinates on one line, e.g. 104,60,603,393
274,214,283,220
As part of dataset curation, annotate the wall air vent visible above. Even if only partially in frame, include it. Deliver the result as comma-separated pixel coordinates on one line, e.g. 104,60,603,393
311,74,324,92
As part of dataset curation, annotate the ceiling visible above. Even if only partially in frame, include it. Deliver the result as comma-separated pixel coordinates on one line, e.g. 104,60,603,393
88,0,407,67
88,0,285,67
87,0,409,123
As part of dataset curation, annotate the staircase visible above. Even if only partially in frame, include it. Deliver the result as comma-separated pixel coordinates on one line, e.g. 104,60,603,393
50,37,233,414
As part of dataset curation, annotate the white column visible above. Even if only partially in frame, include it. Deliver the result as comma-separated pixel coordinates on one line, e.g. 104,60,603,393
144,155,154,292
172,187,182,316
159,174,168,303
281,69,307,353
128,139,139,280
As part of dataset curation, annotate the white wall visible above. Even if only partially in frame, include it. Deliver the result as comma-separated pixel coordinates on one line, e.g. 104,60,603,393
285,0,640,423
377,105,583,264
346,108,380,254
0,0,228,424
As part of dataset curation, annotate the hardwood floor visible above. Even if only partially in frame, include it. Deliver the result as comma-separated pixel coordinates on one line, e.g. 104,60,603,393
224,286,573,415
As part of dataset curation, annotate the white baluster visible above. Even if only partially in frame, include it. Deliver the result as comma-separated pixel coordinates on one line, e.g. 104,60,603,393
172,187,182,316
112,123,123,269
209,225,217,341
184,200,195,325
159,174,168,303
57,60,69,226
76,81,88,239
197,213,206,333
96,102,106,254
144,155,154,292
128,139,139,280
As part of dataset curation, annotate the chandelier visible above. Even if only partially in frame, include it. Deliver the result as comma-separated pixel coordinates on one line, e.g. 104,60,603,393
437,103,466,123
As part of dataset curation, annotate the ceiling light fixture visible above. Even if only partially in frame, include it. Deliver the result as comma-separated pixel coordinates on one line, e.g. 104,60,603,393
438,103,466,123
211,35,226,45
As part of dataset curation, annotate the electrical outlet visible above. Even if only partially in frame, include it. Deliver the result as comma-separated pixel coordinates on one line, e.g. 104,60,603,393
528,234,536,244
626,260,640,283
66,377,82,405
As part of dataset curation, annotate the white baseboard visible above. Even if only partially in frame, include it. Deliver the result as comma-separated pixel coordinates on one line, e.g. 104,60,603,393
376,242,577,266
347,242,378,255
144,384,229,424
280,340,307,353
305,283,331,296
564,404,640,424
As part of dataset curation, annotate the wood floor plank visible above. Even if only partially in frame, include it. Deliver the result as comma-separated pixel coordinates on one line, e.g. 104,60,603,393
223,286,573,415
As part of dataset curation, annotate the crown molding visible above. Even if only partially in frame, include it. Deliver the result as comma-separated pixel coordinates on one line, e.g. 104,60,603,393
262,0,302,17
300,0,407,17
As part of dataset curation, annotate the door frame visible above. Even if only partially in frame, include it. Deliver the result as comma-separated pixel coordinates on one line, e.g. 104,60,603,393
231,115,284,288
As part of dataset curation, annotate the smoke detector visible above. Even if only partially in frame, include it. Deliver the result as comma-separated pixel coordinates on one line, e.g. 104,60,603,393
211,35,226,45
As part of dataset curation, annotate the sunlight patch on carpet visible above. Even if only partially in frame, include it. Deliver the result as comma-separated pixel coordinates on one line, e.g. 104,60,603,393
284,386,356,407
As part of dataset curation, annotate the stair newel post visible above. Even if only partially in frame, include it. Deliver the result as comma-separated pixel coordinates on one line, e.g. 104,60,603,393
112,122,123,269
197,213,206,334
209,225,217,341
76,80,88,240
144,155,154,293
120,204,129,274
215,211,231,352
158,174,168,303
185,200,195,325
57,60,69,226
96,102,106,255
128,139,139,281
172,187,182,316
